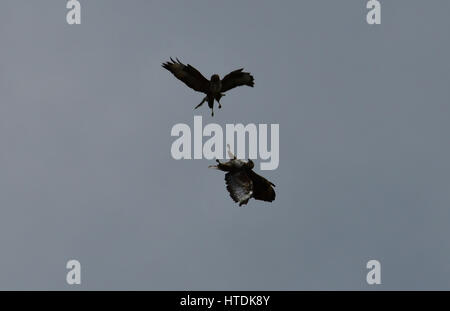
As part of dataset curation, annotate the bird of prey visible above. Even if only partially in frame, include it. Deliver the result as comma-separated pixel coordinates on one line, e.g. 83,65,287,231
209,146,276,206
162,58,254,116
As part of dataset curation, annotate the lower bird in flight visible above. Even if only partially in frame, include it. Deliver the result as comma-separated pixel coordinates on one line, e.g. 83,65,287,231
209,146,276,206
162,58,254,116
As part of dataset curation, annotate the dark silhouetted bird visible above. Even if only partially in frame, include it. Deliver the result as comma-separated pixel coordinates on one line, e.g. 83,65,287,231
209,146,276,206
162,58,254,116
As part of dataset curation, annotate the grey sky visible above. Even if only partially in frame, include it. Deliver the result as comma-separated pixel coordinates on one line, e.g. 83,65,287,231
0,0,449,290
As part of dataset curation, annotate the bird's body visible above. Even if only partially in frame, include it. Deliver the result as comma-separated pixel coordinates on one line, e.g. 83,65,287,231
209,75,222,94
162,58,254,116
209,146,276,206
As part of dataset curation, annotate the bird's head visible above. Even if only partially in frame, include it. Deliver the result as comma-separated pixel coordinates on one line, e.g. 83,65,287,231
210,74,220,82
246,159,255,169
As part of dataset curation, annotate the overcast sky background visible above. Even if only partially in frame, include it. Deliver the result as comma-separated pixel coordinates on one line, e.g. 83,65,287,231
0,0,449,290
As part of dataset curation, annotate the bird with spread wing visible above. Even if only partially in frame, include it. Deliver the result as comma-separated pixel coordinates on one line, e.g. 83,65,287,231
209,145,276,206
162,58,254,116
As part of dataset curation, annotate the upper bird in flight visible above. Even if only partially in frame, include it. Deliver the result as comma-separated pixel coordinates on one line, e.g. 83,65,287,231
162,58,254,116
209,145,276,206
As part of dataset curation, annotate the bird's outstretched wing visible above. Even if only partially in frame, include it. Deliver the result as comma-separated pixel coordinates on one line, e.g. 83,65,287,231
162,58,210,93
248,171,276,203
225,171,254,206
220,68,254,93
